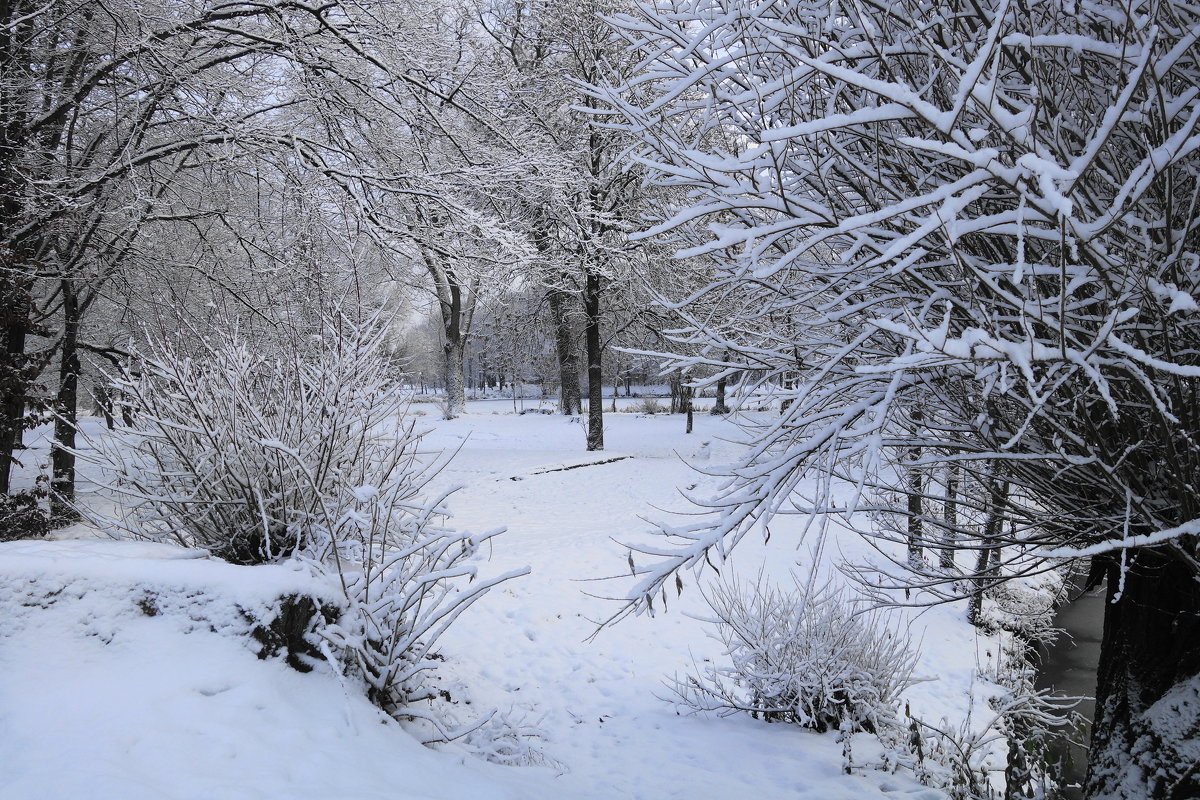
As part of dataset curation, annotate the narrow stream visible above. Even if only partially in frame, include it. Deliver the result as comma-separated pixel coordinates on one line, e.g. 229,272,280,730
1035,576,1106,799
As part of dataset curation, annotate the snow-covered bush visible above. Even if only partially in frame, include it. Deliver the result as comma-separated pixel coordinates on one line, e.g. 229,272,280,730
82,313,525,720
314,499,526,725
456,708,560,768
900,712,1001,800
675,576,918,734
0,475,49,542
637,398,665,415
84,316,425,564
893,678,1078,800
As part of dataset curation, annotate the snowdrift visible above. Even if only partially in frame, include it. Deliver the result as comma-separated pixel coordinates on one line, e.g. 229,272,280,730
0,540,567,800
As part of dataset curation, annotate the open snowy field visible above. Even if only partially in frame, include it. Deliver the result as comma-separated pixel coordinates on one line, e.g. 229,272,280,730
0,403,1009,799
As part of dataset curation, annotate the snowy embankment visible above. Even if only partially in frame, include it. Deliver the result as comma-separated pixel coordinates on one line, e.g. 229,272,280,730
0,539,570,800
1,405,1009,799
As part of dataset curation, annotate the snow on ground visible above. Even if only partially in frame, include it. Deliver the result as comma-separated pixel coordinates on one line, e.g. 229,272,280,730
0,538,577,800
1,402,1003,799
414,403,992,798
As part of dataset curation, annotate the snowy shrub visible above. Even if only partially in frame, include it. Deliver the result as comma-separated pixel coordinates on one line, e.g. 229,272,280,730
893,680,1078,800
974,575,1061,641
313,499,525,725
675,575,918,734
637,398,664,415
866,602,1077,800
83,317,426,564
456,708,560,768
0,475,49,542
81,313,525,721
898,712,1001,800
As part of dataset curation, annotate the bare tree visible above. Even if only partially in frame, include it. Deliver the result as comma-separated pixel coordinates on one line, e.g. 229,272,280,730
480,0,660,446
0,0,343,517
274,0,543,419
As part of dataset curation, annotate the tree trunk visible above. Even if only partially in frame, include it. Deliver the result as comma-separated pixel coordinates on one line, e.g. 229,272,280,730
583,270,603,451
120,395,135,428
0,276,31,495
968,468,1008,626
50,281,81,523
907,407,924,568
712,349,731,415
549,287,581,415
907,462,923,567
443,336,465,419
685,385,694,434
94,386,115,429
0,6,26,497
1085,547,1200,800
439,278,466,419
610,350,619,412
940,462,959,570
712,377,729,415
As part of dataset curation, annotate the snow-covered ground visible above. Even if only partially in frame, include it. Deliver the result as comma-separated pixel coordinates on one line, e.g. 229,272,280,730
0,539,571,800
1,403,1007,799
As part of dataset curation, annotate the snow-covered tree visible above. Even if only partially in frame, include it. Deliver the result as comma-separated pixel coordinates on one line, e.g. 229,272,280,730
480,0,664,445
0,0,373,517
594,0,1200,796
272,0,542,419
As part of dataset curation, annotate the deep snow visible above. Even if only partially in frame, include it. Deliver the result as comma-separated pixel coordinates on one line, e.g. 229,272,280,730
0,402,1008,799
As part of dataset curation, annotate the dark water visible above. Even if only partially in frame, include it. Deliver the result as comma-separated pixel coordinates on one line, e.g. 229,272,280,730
1035,579,1106,799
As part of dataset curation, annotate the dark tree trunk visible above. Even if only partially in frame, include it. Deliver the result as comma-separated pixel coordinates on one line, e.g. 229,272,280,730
0,95,31,496
0,5,22,496
968,467,1008,626
676,383,695,431
93,386,115,429
906,461,923,567
610,350,619,412
712,376,729,415
50,280,80,523
940,463,959,570
907,406,924,567
0,279,31,495
712,349,731,415
1085,547,1200,800
583,269,603,451
548,287,581,415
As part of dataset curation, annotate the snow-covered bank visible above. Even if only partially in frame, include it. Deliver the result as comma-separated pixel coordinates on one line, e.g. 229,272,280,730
0,539,571,800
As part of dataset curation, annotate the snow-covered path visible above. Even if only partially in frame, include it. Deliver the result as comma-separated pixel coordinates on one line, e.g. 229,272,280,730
421,407,952,799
